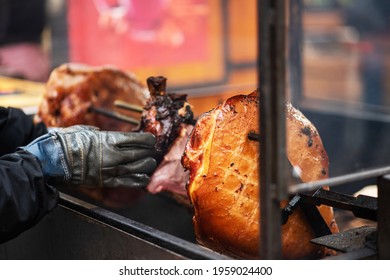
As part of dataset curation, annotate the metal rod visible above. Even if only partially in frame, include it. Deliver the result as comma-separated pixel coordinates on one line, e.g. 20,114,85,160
301,189,377,221
114,100,144,113
90,106,140,125
378,175,390,259
289,0,303,104
289,165,390,193
258,0,287,260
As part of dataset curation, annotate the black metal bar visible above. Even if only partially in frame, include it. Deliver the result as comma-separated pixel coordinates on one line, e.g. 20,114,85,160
289,0,303,105
299,198,332,237
378,175,390,259
281,193,331,237
58,192,228,260
306,189,377,221
258,0,287,260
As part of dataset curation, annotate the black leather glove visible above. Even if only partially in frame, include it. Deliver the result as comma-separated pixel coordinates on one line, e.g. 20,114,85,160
23,125,158,188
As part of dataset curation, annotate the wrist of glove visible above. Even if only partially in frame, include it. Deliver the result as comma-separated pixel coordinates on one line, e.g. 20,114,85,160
23,125,158,188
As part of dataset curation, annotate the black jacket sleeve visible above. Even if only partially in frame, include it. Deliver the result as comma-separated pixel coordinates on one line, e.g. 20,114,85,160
0,107,47,156
0,150,59,243
0,107,57,243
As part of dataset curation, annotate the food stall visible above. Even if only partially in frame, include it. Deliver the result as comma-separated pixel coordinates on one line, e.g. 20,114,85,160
1,0,390,259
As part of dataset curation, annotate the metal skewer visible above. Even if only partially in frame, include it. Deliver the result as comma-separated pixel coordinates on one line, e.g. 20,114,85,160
90,106,140,125
114,100,144,113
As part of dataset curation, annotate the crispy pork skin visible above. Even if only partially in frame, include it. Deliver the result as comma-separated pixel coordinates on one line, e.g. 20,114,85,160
35,63,148,131
182,90,338,259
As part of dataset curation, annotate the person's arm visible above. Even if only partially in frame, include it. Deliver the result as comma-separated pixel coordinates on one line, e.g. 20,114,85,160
0,107,47,156
22,125,158,188
0,124,157,243
0,150,58,243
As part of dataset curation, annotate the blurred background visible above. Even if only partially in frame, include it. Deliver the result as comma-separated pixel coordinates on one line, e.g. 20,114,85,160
2,0,390,211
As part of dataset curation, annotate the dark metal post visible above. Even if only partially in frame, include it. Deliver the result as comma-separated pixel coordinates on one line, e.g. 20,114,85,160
289,0,303,104
378,175,390,259
258,0,288,259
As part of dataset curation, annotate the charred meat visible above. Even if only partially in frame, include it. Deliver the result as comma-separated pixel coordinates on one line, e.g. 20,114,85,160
136,76,194,155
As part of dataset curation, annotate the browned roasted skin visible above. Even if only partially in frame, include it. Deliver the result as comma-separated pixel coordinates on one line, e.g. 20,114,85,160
182,90,338,259
34,63,148,131
34,63,150,208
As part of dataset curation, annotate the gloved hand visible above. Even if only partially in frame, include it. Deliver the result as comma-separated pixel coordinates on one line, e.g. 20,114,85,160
22,125,158,188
